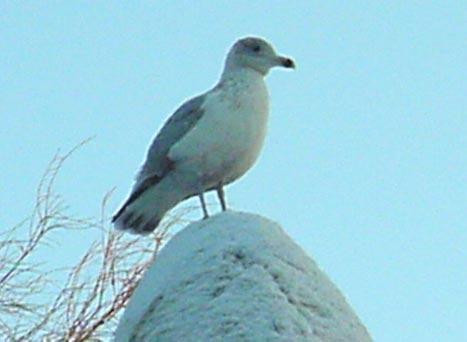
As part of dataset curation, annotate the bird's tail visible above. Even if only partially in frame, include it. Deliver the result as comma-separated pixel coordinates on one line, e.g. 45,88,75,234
112,174,186,235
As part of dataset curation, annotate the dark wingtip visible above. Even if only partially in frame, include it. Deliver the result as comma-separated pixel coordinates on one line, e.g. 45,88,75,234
112,173,163,225
111,213,118,223
113,209,161,235
112,206,126,223
141,218,160,234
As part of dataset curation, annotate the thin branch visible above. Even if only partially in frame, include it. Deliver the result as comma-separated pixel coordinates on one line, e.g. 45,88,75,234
1,139,189,341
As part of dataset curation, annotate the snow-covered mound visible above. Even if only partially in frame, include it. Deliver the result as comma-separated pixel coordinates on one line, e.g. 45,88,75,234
115,212,371,341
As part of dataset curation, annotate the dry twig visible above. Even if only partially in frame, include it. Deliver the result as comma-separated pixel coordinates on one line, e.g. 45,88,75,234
0,141,183,341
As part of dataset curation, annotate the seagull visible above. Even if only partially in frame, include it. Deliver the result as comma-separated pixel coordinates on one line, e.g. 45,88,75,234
113,37,295,234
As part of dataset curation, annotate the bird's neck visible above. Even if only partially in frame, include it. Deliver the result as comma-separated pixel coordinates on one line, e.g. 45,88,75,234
219,66,265,85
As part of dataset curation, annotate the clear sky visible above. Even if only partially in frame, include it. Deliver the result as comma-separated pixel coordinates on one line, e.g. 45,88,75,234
1,1,466,341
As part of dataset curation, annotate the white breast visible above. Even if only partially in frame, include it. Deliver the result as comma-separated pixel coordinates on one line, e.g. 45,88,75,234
169,69,269,188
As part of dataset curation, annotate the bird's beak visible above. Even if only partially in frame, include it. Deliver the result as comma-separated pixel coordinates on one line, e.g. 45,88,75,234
276,56,296,69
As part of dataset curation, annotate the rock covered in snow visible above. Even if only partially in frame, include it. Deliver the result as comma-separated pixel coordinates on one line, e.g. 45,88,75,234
115,212,371,341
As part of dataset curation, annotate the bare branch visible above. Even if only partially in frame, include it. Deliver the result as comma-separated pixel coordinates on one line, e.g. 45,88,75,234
0,139,188,341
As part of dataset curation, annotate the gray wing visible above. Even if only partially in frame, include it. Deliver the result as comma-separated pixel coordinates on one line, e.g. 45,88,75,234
135,94,206,184
112,94,206,224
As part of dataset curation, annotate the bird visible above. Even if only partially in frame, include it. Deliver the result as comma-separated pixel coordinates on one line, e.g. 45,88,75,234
113,37,295,234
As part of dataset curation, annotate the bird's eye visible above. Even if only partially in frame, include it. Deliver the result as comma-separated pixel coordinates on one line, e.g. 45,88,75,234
252,45,261,53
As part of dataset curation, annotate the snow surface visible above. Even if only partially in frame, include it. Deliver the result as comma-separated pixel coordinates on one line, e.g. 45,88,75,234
115,212,371,341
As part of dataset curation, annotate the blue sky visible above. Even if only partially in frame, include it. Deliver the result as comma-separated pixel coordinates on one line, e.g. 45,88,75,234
1,1,466,340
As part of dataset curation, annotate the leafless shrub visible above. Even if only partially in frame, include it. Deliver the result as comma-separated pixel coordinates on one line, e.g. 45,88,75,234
0,141,186,341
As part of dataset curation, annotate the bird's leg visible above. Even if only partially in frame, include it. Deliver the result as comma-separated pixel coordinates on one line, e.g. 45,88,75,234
216,183,227,211
198,191,209,219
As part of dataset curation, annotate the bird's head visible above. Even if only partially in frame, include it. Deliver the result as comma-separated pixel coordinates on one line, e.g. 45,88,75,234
225,37,295,76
